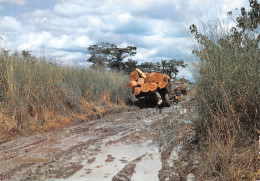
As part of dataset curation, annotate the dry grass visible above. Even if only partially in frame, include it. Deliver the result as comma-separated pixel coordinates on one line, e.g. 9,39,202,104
0,50,132,139
190,2,260,180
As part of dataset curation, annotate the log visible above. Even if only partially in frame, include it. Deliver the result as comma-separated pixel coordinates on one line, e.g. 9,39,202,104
144,75,154,83
158,81,168,89
137,78,145,85
126,81,138,88
136,68,147,78
163,75,170,81
129,71,139,81
144,72,149,77
150,72,164,83
149,83,158,91
133,87,141,95
140,83,150,93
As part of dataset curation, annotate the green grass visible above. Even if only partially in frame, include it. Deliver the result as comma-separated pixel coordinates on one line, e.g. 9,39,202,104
0,50,132,132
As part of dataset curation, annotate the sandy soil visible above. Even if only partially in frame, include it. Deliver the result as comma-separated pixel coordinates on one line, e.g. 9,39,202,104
0,95,197,181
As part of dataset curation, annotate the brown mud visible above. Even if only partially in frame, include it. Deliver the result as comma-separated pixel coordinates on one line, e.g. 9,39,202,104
0,95,198,181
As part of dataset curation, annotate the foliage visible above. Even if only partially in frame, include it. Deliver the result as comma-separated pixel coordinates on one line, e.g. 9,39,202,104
191,0,259,179
138,59,187,77
139,61,156,73
108,45,137,71
164,59,187,78
86,42,112,70
86,42,188,77
0,49,131,131
160,60,167,74
86,42,137,71
122,59,138,74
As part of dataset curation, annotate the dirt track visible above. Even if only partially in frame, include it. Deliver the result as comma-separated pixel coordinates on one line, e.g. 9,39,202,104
0,96,197,181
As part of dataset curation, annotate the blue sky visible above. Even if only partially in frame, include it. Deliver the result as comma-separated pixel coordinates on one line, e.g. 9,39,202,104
0,0,248,80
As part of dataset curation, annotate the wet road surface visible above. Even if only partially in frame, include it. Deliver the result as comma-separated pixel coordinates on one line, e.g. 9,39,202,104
0,97,196,181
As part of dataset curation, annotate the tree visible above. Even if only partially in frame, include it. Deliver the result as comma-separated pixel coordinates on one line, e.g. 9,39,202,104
140,62,156,73
122,59,138,74
108,45,137,71
86,42,137,71
154,62,161,72
161,60,167,74
86,42,113,70
164,59,188,78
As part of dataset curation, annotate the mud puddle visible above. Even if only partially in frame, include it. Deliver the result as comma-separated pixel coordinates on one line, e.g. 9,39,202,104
0,96,196,181
67,140,161,181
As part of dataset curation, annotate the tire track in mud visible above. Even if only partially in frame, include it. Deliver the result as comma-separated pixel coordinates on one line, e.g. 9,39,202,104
0,107,171,181
0,100,196,181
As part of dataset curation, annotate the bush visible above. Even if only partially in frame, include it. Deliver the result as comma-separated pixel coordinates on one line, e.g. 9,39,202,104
191,0,260,179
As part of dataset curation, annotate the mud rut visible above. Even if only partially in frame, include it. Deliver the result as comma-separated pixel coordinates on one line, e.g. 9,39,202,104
0,97,196,181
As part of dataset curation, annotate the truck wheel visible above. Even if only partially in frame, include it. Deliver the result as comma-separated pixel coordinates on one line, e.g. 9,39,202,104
164,94,171,107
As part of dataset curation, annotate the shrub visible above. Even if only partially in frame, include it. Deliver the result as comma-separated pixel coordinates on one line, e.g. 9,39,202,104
191,0,260,179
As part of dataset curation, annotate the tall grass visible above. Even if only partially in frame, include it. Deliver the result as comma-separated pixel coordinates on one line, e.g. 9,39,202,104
191,2,259,180
0,50,131,134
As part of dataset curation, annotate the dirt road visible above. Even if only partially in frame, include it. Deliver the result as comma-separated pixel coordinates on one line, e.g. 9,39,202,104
0,96,196,181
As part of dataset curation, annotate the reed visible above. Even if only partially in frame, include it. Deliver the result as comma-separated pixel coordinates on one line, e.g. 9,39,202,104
0,50,131,134
191,1,260,179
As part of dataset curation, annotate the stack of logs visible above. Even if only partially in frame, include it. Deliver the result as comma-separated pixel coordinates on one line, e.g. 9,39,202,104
126,68,170,95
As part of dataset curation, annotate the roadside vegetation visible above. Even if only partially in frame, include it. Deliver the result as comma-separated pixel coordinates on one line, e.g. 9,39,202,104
0,50,131,140
0,39,188,142
86,42,187,77
191,0,259,179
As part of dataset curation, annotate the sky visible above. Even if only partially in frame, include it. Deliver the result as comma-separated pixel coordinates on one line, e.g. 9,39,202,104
0,0,248,81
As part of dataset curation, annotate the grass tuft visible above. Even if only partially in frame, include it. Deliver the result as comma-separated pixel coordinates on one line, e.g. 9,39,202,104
191,4,260,180
0,50,132,139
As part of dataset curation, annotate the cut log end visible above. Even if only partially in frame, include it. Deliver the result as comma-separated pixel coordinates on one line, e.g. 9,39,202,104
149,83,158,91
150,72,164,83
136,68,147,78
133,87,141,95
163,75,170,81
129,71,139,81
137,78,145,85
158,81,168,89
144,76,153,83
140,83,150,93
126,81,138,89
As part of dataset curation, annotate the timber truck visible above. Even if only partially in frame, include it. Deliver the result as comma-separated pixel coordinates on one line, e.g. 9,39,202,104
126,69,187,108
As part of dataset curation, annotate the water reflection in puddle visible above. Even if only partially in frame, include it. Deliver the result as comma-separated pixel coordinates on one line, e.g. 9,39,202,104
64,141,161,181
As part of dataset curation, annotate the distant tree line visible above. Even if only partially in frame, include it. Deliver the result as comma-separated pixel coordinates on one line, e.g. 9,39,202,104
86,42,187,78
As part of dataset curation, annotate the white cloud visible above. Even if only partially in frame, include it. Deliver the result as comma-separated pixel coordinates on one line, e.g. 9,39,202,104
0,16,22,32
73,36,93,47
0,0,27,5
0,0,249,81
53,2,88,17
117,13,132,22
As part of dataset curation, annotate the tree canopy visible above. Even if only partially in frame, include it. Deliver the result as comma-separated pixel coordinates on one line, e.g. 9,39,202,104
86,42,137,71
86,42,188,78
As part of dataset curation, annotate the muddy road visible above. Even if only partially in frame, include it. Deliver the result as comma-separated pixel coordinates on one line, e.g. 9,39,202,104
0,96,197,181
